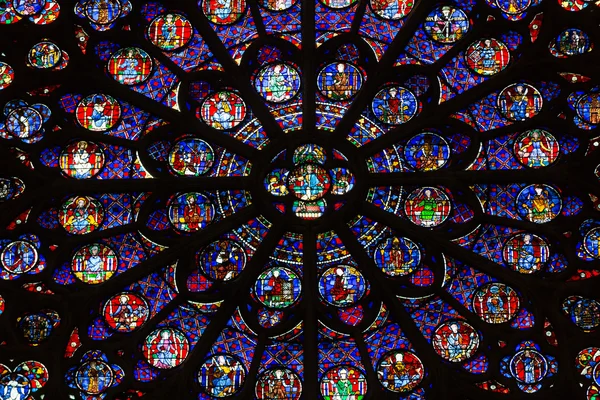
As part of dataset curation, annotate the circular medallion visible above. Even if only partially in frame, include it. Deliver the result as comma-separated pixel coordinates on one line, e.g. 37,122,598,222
465,38,510,76
404,132,450,171
514,129,559,168
404,187,451,227
14,360,49,389
374,237,421,277
376,351,424,392
59,196,104,234
148,13,193,51
12,0,45,15
168,138,215,176
71,243,118,284
108,48,153,86
1,241,38,274
254,63,301,103
497,83,543,121
424,6,469,43
75,360,114,395
197,239,247,281
256,367,302,399
28,41,61,69
472,283,520,323
372,86,418,125
288,164,331,201
576,93,600,125
168,192,215,232
293,144,326,165
503,233,549,274
201,0,246,25
200,91,247,130
567,298,600,330
18,312,55,344
103,292,150,332
432,321,479,362
85,0,121,25
318,265,367,307
496,0,530,14
75,94,121,131
60,141,105,179
0,62,14,90
584,228,600,259
516,184,562,224
556,29,592,56
0,373,31,400
317,62,363,101
198,354,246,397
255,266,302,309
260,0,296,10
593,364,600,386
319,0,357,8
142,328,190,369
265,169,289,197
6,107,42,139
329,168,355,195
509,349,548,384
370,0,414,20
320,366,367,399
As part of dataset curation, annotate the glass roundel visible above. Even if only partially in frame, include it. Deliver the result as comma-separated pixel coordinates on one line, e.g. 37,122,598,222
2,0,599,398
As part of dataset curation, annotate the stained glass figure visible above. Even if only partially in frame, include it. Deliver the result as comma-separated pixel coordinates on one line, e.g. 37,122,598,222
576,93,600,124
83,0,122,25
318,265,367,307
0,62,14,90
404,132,450,171
108,48,153,85
142,328,190,369
371,86,418,125
404,187,451,227
200,91,247,130
197,239,246,281
254,63,301,103
498,83,543,121
516,184,562,223
27,41,61,69
255,367,302,399
503,233,549,273
317,63,363,101
424,6,469,44
75,94,121,132
514,129,559,168
369,0,414,20
473,283,520,323
59,196,104,234
255,266,301,308
562,296,600,331
71,243,117,284
584,228,600,259
168,138,215,176
432,321,479,362
103,293,150,332
60,141,105,179
373,237,420,277
320,366,367,400
167,192,215,232
201,0,245,25
465,39,510,76
198,354,246,397
376,351,424,392
1,240,38,274
288,164,331,201
148,13,193,51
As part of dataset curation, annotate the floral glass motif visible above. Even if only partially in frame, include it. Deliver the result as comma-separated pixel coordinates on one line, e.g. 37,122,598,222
1,0,600,398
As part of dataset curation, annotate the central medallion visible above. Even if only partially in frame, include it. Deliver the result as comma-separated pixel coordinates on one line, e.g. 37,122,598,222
264,144,355,220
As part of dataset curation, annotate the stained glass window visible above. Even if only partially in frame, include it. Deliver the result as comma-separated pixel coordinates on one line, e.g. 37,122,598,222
1,0,600,398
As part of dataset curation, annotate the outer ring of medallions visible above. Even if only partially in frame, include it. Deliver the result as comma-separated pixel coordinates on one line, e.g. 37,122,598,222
249,130,368,233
